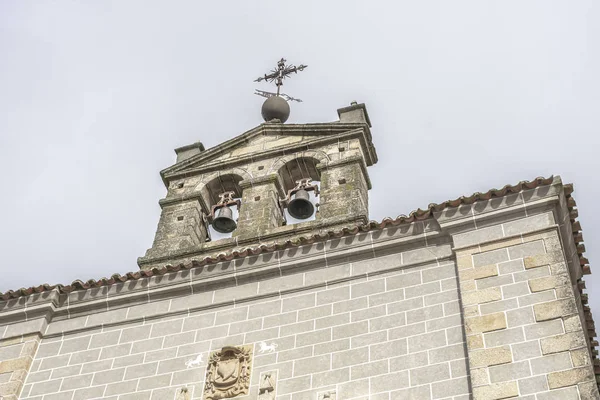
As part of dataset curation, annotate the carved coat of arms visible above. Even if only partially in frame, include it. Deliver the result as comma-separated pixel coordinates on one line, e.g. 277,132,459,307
203,345,252,400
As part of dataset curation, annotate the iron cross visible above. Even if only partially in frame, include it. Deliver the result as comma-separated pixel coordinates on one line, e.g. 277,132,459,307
254,58,307,96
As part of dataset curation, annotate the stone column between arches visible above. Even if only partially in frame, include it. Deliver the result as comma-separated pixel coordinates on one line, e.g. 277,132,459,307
235,174,285,239
455,228,598,399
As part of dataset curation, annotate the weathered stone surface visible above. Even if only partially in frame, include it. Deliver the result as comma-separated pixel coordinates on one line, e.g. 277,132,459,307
203,345,253,400
470,368,489,386
563,314,583,333
467,335,484,350
465,313,507,334
533,299,578,321
540,332,586,355
528,275,570,293
0,356,32,374
472,381,519,399
462,287,502,306
459,264,499,281
547,366,595,389
571,348,592,367
524,251,563,269
469,346,512,368
578,381,600,400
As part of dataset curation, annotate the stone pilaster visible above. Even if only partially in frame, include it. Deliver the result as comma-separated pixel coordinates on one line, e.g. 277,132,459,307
0,334,41,400
144,199,207,259
455,228,599,399
318,156,370,225
235,175,285,239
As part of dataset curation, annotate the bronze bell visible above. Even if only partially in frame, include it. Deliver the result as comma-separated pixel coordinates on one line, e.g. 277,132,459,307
287,188,314,220
212,206,237,233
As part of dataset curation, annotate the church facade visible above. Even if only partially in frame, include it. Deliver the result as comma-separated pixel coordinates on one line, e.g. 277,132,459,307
0,102,598,399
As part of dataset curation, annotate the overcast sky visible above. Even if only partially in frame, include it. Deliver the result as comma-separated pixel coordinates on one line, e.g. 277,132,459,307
1,1,599,312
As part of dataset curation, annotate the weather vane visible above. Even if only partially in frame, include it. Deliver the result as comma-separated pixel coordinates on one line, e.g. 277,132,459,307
254,58,307,123
254,58,307,102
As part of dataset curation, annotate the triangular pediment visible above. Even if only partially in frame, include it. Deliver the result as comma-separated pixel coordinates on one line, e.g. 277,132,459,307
161,122,376,181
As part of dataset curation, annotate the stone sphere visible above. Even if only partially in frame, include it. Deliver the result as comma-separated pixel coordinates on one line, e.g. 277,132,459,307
261,96,290,123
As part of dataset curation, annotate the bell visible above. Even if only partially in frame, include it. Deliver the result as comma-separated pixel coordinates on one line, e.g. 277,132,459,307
212,206,237,233
287,189,314,220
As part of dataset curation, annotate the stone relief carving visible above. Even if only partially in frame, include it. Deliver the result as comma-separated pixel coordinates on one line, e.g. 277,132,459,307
203,345,252,400
185,353,204,369
257,341,278,353
176,387,190,400
258,370,277,400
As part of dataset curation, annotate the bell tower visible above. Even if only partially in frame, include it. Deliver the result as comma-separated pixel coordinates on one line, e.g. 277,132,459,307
138,60,377,270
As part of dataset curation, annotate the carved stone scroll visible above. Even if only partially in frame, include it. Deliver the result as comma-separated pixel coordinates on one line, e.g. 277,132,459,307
203,345,253,400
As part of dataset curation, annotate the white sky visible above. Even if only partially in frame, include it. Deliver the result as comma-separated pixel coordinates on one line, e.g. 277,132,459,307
1,1,599,315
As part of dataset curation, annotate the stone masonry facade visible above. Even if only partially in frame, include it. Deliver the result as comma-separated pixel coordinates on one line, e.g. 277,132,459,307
1,103,598,399
13,256,469,400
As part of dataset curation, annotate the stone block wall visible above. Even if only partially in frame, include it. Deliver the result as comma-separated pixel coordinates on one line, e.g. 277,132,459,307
454,214,598,399
17,238,470,400
0,334,40,400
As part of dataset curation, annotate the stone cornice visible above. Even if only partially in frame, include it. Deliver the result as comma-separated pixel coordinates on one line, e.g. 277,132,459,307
174,141,205,153
3,192,563,340
136,214,370,267
161,125,376,185
3,221,449,339
158,193,209,212
1,176,581,343
438,195,560,235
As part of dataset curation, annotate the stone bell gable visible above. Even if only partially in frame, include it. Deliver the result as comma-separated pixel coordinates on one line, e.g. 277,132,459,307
138,102,377,270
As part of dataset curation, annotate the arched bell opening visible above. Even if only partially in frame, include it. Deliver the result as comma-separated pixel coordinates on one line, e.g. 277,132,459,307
277,157,321,224
202,174,243,240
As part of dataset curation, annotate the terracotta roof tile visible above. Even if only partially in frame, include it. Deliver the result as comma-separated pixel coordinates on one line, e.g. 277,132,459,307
0,176,571,299
1,176,597,375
